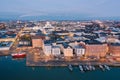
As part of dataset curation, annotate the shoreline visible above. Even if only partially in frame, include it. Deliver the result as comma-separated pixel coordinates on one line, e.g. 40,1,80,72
1,51,120,67
26,60,120,67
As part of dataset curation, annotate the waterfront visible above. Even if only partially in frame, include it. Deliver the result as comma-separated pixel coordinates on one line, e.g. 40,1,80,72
0,56,120,80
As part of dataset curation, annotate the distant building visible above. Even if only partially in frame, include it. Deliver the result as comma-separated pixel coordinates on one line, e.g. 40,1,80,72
52,46,61,56
0,41,13,51
19,40,31,46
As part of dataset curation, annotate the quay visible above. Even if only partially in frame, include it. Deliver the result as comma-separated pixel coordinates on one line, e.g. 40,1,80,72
26,52,120,67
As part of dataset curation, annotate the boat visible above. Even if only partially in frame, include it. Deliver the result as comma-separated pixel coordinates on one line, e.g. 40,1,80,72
11,52,26,58
83,65,87,71
92,66,95,70
104,65,110,70
99,65,105,71
85,65,90,71
79,65,84,72
88,65,93,71
68,64,73,71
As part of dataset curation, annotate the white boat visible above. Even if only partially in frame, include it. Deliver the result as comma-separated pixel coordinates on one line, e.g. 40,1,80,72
79,65,84,72
68,64,73,71
86,65,90,70
104,65,110,70
88,65,93,71
92,66,95,70
99,65,105,71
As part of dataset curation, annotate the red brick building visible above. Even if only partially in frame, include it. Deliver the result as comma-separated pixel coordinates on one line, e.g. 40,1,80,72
84,40,108,58
108,43,120,57
32,36,45,48
85,44,108,58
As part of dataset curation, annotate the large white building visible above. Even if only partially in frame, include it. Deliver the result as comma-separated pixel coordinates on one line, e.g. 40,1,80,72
74,46,85,56
43,44,52,56
52,46,61,56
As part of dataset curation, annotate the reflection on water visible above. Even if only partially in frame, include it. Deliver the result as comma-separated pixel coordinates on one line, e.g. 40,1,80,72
0,56,120,80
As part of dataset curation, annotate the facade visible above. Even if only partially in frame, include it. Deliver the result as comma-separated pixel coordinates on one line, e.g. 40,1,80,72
85,44,108,58
0,41,13,51
32,36,44,48
19,40,31,46
43,44,52,56
74,46,85,56
109,43,120,57
52,46,61,56
63,47,73,57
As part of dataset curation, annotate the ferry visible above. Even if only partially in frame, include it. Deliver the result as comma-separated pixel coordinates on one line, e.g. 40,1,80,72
11,52,26,58
68,64,73,71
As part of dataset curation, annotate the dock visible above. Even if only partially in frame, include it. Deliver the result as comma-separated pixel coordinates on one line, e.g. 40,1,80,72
26,52,120,67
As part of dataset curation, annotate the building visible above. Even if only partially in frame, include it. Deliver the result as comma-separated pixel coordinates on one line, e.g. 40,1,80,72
109,43,120,57
74,46,85,57
52,46,61,56
60,43,73,57
0,41,13,51
69,41,85,57
63,47,73,57
85,40,108,58
32,36,44,48
43,44,52,56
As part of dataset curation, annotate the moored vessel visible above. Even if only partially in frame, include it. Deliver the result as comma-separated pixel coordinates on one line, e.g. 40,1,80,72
11,52,26,58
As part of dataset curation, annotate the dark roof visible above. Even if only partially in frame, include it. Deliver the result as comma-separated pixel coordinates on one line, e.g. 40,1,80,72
44,40,54,44
110,43,120,46
62,42,70,48
85,40,102,45
31,35,45,39
53,30,69,34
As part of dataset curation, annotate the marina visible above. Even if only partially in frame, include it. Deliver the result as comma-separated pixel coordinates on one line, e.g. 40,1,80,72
68,64,110,72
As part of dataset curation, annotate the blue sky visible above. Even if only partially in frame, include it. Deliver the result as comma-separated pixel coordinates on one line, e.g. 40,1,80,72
0,0,120,19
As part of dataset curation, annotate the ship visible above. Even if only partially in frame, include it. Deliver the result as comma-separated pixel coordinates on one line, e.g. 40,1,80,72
11,52,26,58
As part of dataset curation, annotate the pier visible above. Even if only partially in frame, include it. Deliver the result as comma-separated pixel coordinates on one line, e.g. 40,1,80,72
26,52,120,67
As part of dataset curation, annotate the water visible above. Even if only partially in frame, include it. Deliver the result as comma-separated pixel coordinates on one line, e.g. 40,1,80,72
0,56,120,80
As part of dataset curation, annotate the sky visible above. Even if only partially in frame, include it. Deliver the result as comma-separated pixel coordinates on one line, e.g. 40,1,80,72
0,0,120,20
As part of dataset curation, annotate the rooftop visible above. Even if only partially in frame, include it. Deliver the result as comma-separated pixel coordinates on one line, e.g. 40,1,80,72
110,43,120,46
85,40,102,45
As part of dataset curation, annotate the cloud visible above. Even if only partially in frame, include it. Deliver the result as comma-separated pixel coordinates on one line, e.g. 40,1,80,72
19,12,48,18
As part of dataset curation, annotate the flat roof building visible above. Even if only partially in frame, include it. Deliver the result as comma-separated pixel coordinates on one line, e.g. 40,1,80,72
84,40,108,58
